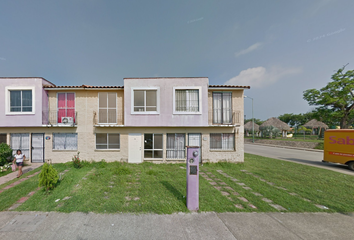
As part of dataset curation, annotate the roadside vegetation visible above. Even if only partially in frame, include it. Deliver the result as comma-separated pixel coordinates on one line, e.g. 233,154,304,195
1,154,353,214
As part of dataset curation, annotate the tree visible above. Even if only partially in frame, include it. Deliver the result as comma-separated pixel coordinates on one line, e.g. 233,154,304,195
303,66,354,129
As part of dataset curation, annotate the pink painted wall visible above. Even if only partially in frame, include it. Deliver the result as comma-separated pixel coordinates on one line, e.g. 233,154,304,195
0,78,51,127
124,78,209,127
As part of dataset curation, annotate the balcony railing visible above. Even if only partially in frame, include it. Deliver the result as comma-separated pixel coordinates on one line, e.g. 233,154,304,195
42,111,78,126
208,110,241,126
93,111,124,126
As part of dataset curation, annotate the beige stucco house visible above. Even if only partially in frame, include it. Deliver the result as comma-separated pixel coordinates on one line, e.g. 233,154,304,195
0,77,250,164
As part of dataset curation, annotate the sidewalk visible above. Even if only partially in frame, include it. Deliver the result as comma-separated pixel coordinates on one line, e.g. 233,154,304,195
246,142,324,152
0,211,353,240
0,163,43,186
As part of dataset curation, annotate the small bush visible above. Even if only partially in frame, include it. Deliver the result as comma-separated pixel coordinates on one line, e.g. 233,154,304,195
39,163,59,191
72,152,82,169
0,143,12,166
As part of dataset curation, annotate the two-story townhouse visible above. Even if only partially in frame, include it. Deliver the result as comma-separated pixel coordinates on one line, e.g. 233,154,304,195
0,77,55,162
1,77,249,164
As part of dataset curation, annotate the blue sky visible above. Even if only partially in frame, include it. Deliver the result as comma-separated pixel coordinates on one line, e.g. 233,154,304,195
0,0,353,120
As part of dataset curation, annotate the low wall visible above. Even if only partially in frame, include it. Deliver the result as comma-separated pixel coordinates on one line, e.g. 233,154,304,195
244,138,319,149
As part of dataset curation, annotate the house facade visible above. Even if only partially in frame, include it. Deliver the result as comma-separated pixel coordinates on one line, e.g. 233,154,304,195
0,77,249,164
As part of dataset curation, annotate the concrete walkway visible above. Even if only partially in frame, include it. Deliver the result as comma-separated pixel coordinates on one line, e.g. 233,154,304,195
0,211,353,240
0,163,43,186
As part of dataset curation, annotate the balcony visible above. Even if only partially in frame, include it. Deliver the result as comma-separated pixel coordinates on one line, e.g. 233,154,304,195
208,110,241,126
42,111,78,127
93,111,124,126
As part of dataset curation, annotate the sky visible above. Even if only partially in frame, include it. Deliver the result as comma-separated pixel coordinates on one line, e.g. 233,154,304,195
0,0,353,120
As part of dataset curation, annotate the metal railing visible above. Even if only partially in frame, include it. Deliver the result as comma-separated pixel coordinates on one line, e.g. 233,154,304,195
42,111,78,126
93,111,124,125
208,110,241,125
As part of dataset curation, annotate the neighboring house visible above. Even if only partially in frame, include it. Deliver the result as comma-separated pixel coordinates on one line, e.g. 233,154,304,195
0,77,250,164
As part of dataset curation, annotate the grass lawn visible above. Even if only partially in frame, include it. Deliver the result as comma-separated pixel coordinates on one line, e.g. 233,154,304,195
1,154,353,214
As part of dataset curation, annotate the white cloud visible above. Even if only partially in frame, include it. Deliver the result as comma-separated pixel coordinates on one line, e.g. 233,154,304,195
235,42,263,57
225,66,302,88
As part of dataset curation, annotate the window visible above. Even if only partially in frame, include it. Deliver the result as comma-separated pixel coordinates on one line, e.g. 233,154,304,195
53,133,78,150
144,134,163,158
0,134,6,144
133,90,157,112
99,93,117,123
213,92,232,124
96,133,120,149
10,90,32,112
210,133,234,150
58,93,75,123
10,133,30,157
167,133,185,159
175,89,199,112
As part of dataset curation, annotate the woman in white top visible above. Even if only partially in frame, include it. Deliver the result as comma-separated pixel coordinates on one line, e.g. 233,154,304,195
13,149,25,178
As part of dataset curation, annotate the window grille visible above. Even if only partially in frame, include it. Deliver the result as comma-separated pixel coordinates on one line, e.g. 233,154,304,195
167,133,185,159
210,133,234,150
175,89,199,112
96,133,120,149
53,133,78,150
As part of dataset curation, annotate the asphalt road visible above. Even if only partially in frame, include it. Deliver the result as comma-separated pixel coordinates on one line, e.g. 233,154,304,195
244,143,354,176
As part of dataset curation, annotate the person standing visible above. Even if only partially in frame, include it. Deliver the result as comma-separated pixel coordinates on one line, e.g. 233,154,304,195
13,149,25,178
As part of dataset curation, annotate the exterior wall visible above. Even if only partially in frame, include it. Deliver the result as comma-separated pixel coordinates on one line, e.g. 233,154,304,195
0,126,244,163
0,78,49,127
124,78,209,127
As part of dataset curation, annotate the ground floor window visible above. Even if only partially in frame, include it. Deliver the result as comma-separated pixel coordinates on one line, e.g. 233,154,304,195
10,133,30,157
53,133,78,150
0,134,6,144
96,133,120,149
210,133,234,150
166,133,185,159
144,134,163,158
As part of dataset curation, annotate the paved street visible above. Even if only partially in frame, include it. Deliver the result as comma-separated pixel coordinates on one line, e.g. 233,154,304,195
0,211,353,240
245,143,354,176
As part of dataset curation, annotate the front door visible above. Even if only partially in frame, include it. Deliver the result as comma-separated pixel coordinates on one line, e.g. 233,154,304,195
31,133,44,163
128,133,142,163
188,133,202,162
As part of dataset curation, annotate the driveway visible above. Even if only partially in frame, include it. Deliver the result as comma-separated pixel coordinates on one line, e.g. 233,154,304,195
244,143,354,176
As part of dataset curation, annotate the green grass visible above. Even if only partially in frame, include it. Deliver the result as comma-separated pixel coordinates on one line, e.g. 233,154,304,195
1,156,353,214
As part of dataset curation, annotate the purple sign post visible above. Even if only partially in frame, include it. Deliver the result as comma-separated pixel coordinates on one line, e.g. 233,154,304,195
186,146,199,211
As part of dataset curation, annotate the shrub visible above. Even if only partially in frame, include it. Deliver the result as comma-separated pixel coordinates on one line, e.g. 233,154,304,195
39,163,59,191
0,143,13,166
72,152,82,169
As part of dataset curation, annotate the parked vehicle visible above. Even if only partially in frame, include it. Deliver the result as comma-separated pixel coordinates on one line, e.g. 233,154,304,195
323,129,354,171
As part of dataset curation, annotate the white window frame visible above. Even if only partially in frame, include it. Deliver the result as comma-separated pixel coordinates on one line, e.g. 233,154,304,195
98,92,117,124
144,133,163,159
166,133,186,159
131,87,160,114
95,133,120,150
52,133,78,150
5,86,35,115
210,133,235,151
173,86,202,114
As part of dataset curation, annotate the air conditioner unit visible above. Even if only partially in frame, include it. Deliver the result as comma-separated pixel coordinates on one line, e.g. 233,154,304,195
61,117,74,125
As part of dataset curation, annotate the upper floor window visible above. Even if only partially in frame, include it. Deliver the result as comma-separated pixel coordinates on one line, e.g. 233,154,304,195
10,90,32,112
58,93,75,123
99,92,117,124
213,92,232,124
132,88,159,114
173,87,202,114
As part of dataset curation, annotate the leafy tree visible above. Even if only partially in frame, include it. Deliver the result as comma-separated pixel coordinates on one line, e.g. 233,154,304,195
259,125,280,138
0,143,13,166
303,66,354,129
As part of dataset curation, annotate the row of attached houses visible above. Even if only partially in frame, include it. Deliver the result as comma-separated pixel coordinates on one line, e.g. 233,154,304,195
0,77,250,164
